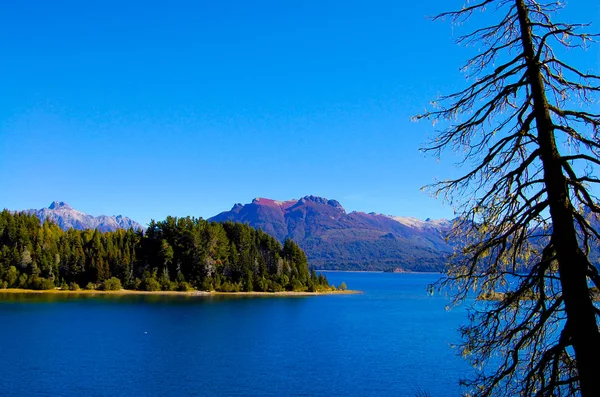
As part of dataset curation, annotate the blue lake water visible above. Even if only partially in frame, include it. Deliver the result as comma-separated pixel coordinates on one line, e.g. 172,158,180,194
0,272,472,396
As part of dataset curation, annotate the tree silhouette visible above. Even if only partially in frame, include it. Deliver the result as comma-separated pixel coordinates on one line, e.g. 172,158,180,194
416,1,600,396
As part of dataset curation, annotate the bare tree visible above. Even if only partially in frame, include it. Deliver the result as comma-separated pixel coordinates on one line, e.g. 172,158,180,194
415,1,600,396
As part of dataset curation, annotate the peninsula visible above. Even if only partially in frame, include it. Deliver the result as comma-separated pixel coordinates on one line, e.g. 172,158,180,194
0,211,347,294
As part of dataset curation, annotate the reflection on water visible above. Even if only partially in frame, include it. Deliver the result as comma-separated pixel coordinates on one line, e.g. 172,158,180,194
0,292,183,304
0,292,311,304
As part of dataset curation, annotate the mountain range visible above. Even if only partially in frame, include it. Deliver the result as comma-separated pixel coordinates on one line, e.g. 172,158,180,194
23,201,144,233
209,196,453,272
15,197,453,271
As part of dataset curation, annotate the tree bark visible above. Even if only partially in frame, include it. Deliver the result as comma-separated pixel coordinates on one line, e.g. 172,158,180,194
515,1,600,395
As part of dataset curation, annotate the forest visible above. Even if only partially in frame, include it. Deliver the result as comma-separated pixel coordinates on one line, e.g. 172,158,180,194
0,210,332,293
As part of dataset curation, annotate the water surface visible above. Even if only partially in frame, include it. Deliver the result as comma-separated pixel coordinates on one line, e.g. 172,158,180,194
0,272,470,396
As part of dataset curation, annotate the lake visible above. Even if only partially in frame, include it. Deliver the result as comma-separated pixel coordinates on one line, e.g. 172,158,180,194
0,272,471,396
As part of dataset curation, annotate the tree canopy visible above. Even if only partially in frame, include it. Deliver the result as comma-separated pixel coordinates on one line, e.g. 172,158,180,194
0,210,331,293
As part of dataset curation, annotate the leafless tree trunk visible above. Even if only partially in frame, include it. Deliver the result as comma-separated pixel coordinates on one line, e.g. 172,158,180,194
416,1,600,395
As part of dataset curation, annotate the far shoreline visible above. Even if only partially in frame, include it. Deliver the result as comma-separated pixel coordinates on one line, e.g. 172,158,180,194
0,288,361,297
318,269,444,275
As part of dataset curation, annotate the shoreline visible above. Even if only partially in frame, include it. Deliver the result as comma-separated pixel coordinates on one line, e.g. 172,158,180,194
318,269,444,275
0,288,361,297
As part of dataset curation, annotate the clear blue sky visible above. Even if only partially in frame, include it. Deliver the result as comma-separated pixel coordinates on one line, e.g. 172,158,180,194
1,1,598,226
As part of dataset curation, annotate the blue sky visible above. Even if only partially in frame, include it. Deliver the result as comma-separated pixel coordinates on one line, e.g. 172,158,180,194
1,1,598,225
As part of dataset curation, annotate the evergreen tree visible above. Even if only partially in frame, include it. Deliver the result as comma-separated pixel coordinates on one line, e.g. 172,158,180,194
0,211,330,294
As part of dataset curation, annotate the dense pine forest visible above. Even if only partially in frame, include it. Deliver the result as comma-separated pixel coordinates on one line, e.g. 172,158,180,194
0,210,333,292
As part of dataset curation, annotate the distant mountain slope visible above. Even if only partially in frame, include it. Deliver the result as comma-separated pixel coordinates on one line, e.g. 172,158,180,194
22,201,144,232
209,195,454,272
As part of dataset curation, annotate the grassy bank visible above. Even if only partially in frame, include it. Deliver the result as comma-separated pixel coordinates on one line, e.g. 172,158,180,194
0,288,361,297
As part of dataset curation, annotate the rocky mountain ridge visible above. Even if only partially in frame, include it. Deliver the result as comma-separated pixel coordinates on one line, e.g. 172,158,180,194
209,195,454,272
23,201,144,232
15,197,453,271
